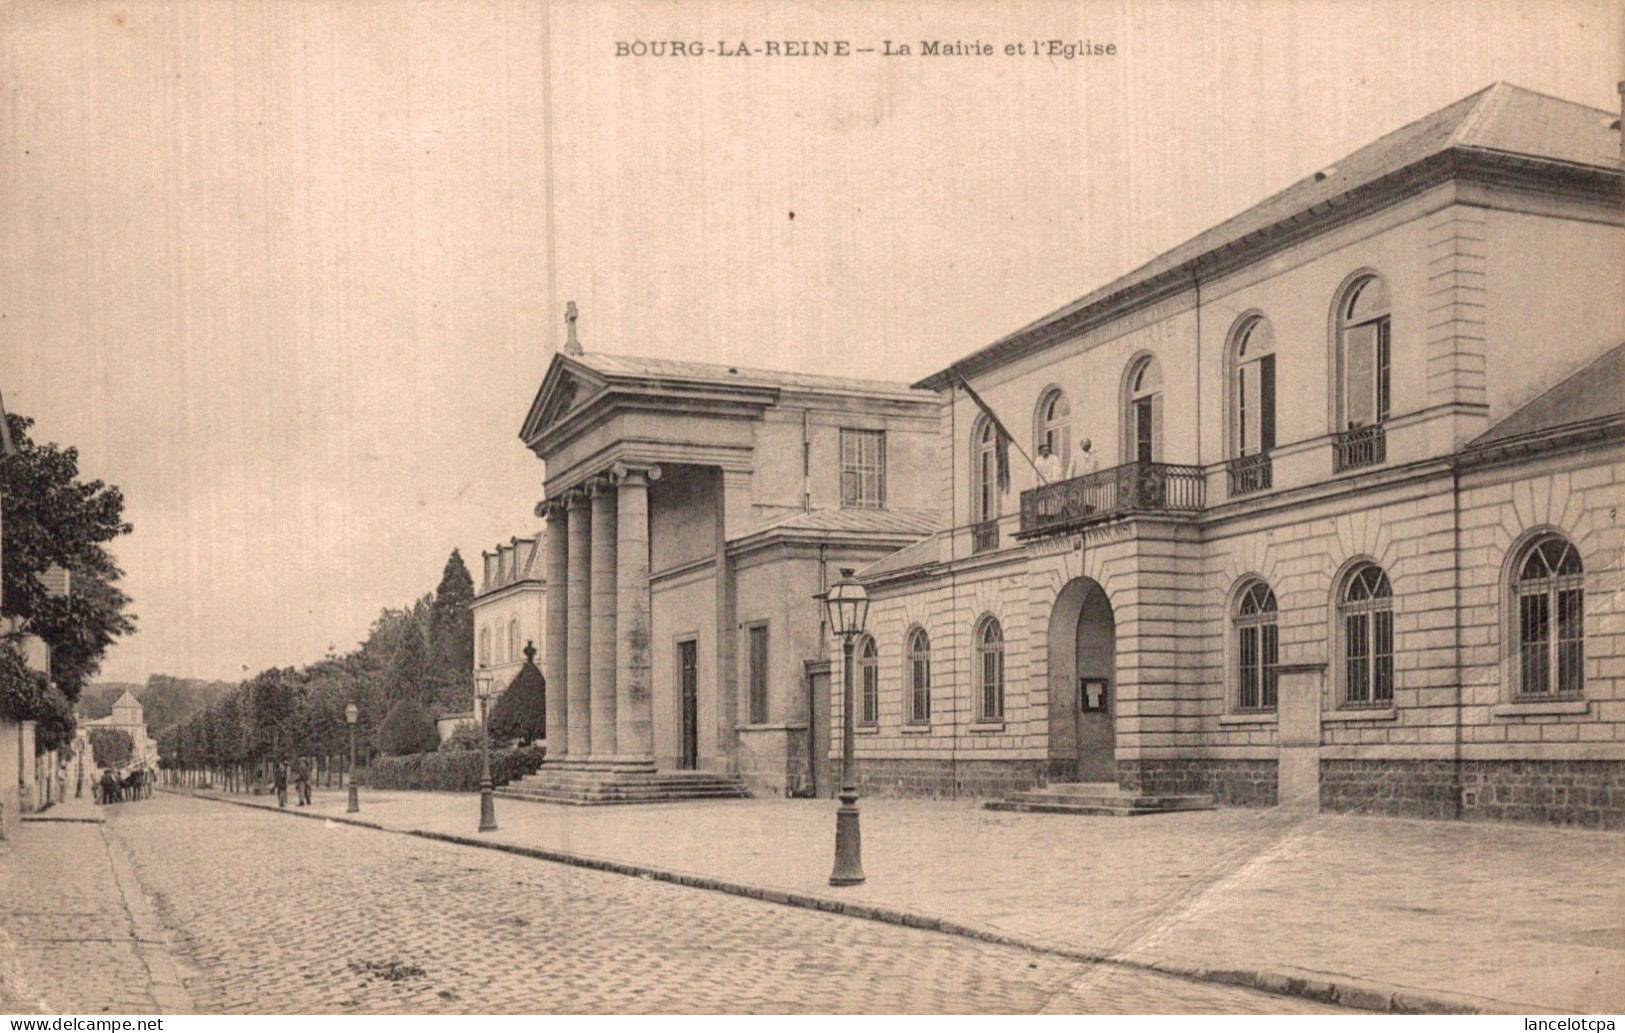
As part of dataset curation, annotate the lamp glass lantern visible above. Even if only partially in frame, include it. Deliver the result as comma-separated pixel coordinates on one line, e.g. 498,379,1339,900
822,570,869,640
344,703,358,725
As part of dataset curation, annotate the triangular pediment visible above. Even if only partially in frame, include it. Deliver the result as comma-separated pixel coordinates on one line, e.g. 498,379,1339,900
519,354,608,446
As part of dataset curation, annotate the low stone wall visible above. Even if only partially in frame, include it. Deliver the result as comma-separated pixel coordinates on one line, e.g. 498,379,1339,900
1320,759,1625,828
852,757,1049,799
1118,758,1279,807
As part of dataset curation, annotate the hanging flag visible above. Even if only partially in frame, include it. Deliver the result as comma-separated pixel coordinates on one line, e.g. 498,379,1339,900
954,372,1031,491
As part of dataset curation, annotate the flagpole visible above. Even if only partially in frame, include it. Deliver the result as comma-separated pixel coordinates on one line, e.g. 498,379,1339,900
953,373,1043,479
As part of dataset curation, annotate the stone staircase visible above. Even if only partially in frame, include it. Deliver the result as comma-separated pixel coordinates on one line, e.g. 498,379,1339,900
985,781,1215,817
496,766,750,806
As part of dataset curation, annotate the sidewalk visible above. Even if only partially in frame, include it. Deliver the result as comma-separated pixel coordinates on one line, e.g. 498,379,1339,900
177,785,1624,1015
21,791,105,824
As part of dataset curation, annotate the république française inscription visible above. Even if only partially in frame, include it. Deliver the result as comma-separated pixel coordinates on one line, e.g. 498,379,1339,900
614,39,1117,60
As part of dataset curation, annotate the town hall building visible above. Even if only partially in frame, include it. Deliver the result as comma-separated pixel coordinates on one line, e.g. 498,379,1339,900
510,84,1623,825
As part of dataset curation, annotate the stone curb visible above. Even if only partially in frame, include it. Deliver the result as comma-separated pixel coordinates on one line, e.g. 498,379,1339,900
167,788,1515,1015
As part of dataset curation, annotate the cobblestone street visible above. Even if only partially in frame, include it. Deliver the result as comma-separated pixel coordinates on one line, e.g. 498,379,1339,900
0,795,1349,1014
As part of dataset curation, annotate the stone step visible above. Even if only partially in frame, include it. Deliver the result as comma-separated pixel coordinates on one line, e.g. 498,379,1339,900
984,782,1214,817
496,767,750,806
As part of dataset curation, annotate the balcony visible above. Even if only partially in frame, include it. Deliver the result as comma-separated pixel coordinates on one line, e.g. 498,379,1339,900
1227,452,1273,497
1018,461,1205,538
971,519,1000,554
1333,424,1386,472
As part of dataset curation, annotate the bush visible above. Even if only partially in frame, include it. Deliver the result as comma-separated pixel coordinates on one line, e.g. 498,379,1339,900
487,661,545,746
362,745,545,792
376,699,439,756
438,721,483,752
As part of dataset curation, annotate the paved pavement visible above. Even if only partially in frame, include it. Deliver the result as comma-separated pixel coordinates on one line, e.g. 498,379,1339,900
187,785,1625,1014
1,795,1347,1014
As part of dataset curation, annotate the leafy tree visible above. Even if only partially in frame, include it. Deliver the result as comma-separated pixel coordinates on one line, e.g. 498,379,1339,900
384,619,432,708
487,647,545,746
428,549,475,712
437,721,483,752
88,727,134,769
376,698,438,756
0,414,135,703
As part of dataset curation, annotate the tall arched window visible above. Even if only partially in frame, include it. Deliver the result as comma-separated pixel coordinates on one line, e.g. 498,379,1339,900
972,416,1000,523
509,617,520,663
1233,581,1278,711
857,635,879,725
906,627,931,724
1230,317,1276,457
1513,535,1584,697
1125,355,1163,463
479,626,491,668
1336,275,1391,429
975,616,1005,721
1339,564,1393,705
1035,388,1071,468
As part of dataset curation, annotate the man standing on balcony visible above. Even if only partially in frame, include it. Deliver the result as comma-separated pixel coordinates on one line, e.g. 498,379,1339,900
1075,438,1098,476
1036,442,1064,484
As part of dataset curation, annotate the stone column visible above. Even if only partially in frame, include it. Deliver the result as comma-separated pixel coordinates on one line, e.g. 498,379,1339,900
565,488,593,760
589,476,619,760
541,500,570,760
614,464,658,766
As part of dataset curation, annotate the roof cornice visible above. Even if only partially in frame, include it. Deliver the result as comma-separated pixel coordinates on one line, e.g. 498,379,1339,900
916,148,1623,391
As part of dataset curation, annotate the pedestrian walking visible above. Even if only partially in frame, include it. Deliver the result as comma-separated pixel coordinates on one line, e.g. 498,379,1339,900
273,761,289,808
294,759,312,806
99,768,117,805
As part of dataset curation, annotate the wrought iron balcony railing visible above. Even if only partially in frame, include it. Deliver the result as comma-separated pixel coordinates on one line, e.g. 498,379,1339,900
970,519,1000,554
1018,461,1205,538
1333,424,1386,472
1227,452,1273,497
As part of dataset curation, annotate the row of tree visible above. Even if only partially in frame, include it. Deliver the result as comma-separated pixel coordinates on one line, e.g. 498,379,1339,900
157,551,477,782
0,412,136,755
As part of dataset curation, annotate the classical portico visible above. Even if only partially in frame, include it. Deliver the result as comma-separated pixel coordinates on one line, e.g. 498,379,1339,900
537,461,660,771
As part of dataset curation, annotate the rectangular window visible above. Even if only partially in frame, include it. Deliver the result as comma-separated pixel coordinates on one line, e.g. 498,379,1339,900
911,659,930,723
1557,588,1584,695
1345,324,1377,427
747,624,769,725
1259,353,1276,451
1520,592,1550,695
1345,612,1369,703
1261,621,1279,709
840,429,885,509
979,650,1003,720
1238,626,1259,709
861,660,879,725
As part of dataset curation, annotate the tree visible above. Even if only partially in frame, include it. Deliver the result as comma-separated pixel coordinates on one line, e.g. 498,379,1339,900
375,698,438,756
384,619,432,708
428,549,475,713
88,727,134,769
0,413,136,703
487,646,545,746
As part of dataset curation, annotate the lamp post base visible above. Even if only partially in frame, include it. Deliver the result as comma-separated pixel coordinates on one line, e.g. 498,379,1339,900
347,783,359,814
478,780,498,833
828,789,865,886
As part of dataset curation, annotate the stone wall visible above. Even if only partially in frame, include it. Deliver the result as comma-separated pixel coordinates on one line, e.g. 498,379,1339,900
853,757,1048,799
1118,758,1278,807
1320,758,1625,828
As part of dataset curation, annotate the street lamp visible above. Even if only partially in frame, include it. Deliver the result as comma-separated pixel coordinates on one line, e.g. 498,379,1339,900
345,702,359,813
820,567,870,886
475,674,498,833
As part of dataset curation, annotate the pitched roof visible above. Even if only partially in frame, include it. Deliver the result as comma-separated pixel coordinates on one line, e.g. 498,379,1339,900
573,352,935,403
919,83,1622,389
746,508,942,538
857,531,946,581
1470,343,1625,447
113,690,141,710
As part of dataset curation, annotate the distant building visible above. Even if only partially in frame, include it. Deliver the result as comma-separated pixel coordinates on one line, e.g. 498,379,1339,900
470,535,547,728
79,690,159,769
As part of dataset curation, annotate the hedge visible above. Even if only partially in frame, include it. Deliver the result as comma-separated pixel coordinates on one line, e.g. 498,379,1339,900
361,745,546,792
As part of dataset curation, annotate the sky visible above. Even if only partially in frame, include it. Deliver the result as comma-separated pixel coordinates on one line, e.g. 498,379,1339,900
0,0,1619,685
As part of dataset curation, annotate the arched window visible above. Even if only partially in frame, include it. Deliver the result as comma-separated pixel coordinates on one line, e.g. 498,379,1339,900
1336,275,1391,429
975,616,1005,721
906,627,931,724
1035,388,1071,469
509,617,520,664
1230,317,1276,457
479,626,491,668
857,635,879,725
1233,581,1278,710
1339,564,1393,705
1513,535,1584,697
1125,355,1163,463
972,416,1001,523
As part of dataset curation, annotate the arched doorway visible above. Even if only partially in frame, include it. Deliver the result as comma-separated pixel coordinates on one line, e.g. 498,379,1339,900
1047,577,1117,783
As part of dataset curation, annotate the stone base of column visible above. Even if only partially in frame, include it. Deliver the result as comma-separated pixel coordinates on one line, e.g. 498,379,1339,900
543,756,657,774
